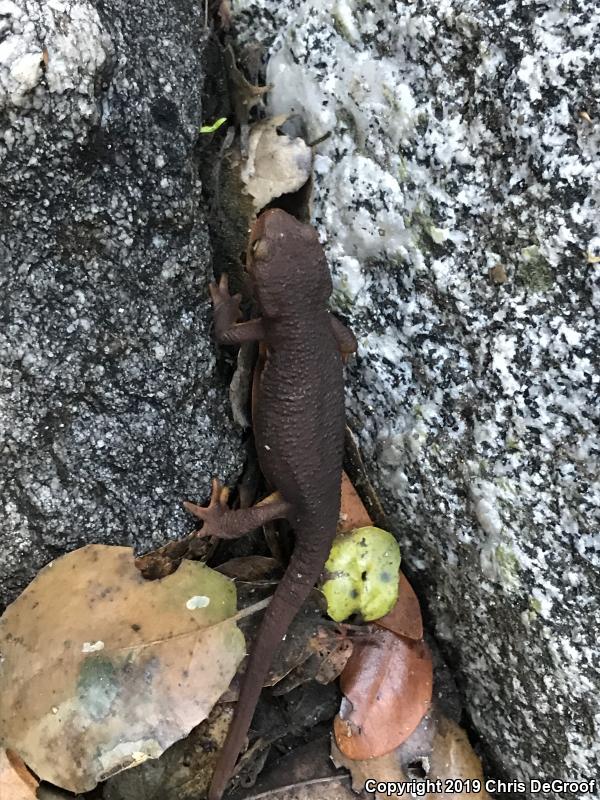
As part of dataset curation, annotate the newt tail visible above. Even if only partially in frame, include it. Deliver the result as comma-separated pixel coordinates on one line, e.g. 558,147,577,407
208,541,329,800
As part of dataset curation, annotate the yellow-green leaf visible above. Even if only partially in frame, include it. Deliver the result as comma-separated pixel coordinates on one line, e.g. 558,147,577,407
322,527,401,622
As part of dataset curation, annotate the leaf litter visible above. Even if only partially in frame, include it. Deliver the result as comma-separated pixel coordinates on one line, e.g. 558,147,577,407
0,545,245,793
332,713,491,799
0,466,484,798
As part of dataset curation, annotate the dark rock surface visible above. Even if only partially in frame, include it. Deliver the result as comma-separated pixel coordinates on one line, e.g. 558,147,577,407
0,0,242,607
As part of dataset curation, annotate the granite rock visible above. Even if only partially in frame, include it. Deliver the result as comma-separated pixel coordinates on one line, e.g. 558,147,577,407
236,0,599,794
0,1,242,607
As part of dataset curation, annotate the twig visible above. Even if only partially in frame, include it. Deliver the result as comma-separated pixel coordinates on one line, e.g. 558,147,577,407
238,773,351,800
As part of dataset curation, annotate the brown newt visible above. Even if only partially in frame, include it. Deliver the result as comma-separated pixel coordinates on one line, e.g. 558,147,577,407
184,208,356,800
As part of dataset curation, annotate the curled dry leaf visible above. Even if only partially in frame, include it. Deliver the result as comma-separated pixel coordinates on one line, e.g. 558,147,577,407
332,713,490,800
224,45,271,130
0,545,245,793
224,588,325,702
0,749,38,800
241,115,312,211
134,535,196,580
310,629,354,685
216,555,282,582
273,625,354,695
334,626,433,760
237,737,350,800
331,739,406,797
375,572,423,641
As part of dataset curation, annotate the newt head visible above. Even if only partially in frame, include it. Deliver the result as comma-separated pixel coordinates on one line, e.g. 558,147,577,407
246,208,332,318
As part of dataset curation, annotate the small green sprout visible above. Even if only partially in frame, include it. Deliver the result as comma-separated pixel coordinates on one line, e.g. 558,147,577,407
199,117,227,134
322,526,401,622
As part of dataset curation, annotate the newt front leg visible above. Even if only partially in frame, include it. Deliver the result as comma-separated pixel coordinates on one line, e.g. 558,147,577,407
210,274,265,344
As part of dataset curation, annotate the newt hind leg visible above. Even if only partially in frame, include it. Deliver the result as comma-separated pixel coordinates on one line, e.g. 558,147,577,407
184,478,291,542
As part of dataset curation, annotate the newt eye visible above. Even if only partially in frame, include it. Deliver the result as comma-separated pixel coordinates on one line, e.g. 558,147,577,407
252,238,269,261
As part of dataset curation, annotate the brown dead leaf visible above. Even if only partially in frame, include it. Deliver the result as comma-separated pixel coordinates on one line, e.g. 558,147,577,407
0,749,38,800
273,626,354,695
375,572,423,640
332,712,490,800
334,626,433,760
0,545,245,793
134,535,197,579
241,115,312,211
224,45,271,130
216,556,282,582
224,589,326,701
331,739,407,798
311,629,354,685
344,426,389,528
338,471,373,532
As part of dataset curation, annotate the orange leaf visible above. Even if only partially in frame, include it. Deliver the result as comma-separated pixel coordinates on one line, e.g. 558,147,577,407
338,472,373,532
334,626,433,760
0,750,38,800
375,572,423,641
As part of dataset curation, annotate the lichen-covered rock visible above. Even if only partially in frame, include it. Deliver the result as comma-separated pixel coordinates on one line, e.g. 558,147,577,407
236,0,599,794
0,1,242,607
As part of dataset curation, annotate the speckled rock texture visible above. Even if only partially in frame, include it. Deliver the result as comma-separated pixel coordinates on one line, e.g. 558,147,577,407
235,0,599,795
0,1,242,608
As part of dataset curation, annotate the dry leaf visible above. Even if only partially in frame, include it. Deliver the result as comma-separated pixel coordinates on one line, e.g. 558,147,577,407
224,589,326,701
310,629,354,685
375,572,423,640
234,736,349,800
103,704,234,800
0,749,38,800
332,713,490,800
216,556,282,582
334,626,433,759
224,45,271,130
338,471,373,532
0,545,245,793
331,740,407,798
241,115,312,211
273,626,354,695
134,536,196,579
428,717,490,799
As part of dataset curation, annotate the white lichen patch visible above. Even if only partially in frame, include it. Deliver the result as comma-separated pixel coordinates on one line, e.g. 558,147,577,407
98,739,160,773
81,640,105,653
236,0,600,791
186,595,210,610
